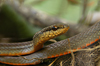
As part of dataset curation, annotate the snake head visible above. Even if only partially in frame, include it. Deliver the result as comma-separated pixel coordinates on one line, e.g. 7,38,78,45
33,23,69,52
33,23,69,42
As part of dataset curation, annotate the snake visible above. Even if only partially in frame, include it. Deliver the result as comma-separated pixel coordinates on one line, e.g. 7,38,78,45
0,22,100,65
0,23,69,56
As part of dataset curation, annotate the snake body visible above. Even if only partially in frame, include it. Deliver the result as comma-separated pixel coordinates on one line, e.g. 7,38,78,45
0,24,69,56
0,22,100,65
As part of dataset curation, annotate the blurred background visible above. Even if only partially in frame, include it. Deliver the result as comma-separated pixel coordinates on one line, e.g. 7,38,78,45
0,0,99,40
0,0,100,66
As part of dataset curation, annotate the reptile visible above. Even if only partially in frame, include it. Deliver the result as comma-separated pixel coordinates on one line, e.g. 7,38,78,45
0,23,69,56
0,22,100,65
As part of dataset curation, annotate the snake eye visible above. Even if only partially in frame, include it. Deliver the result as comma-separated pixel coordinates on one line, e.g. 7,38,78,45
52,26,58,31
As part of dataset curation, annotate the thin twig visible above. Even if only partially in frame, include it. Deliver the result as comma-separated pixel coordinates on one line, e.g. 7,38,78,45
78,0,88,24
60,61,63,66
49,39,57,43
67,45,100,52
48,58,58,66
68,39,75,66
